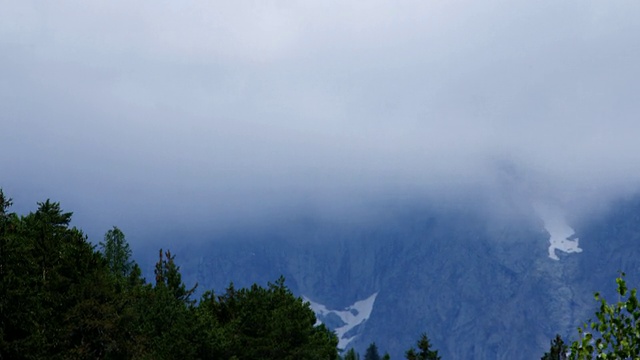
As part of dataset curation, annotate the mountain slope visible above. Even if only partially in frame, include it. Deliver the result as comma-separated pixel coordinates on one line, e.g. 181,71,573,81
138,197,640,359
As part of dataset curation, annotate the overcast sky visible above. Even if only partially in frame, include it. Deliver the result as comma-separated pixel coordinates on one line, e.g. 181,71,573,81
1,1,640,242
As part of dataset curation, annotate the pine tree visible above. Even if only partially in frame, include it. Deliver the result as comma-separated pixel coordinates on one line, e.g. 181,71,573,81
365,342,382,360
0,189,24,358
199,276,339,360
343,348,359,360
0,189,12,279
154,249,197,303
29,200,73,284
99,226,133,279
406,333,440,360
541,334,567,360
134,249,199,359
1,196,127,358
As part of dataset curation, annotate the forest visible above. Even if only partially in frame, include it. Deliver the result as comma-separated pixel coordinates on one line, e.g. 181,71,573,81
1,189,638,359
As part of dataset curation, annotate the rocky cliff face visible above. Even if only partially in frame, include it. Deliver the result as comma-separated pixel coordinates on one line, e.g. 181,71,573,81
139,197,640,359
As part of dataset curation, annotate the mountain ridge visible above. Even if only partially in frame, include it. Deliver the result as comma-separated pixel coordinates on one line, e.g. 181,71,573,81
136,196,640,359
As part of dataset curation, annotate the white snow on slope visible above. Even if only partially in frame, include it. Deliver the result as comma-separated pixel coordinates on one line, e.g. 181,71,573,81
304,292,378,349
533,202,582,260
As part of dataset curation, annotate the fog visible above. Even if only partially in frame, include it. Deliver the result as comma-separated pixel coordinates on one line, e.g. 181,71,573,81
2,1,640,242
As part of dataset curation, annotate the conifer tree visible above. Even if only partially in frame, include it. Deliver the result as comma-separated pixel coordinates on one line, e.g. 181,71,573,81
344,348,359,360
100,226,133,279
0,189,12,279
365,342,382,360
406,333,440,360
0,192,342,359
154,249,197,303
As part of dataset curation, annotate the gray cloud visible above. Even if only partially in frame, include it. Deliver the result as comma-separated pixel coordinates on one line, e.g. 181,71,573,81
2,1,640,241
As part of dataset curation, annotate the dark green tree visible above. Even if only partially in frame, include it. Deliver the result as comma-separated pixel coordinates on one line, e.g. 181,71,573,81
99,226,133,279
193,289,227,359
0,189,12,279
27,200,73,284
197,276,339,360
20,200,78,356
60,237,129,359
0,189,27,358
129,248,199,359
542,334,568,360
154,249,197,303
1,192,343,359
406,333,441,360
1,196,127,358
343,348,359,360
365,342,382,360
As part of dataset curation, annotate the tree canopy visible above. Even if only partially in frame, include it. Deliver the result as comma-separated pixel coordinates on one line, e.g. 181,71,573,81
0,190,339,360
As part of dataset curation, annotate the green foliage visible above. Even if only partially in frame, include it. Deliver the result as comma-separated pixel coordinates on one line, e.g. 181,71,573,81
154,249,197,304
0,190,26,358
197,276,339,360
0,189,340,360
406,333,441,360
541,334,568,360
0,196,128,359
0,189,445,360
343,348,360,360
100,226,134,279
0,189,13,277
569,273,640,359
127,248,200,359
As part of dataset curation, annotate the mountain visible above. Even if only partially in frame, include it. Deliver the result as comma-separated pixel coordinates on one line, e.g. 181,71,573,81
136,196,640,359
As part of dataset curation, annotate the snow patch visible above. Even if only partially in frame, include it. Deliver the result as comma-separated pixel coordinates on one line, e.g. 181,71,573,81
533,202,582,260
304,292,378,349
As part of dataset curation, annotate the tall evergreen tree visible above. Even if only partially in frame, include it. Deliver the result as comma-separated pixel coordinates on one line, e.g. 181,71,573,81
133,249,199,359
18,200,76,356
154,249,197,303
365,342,382,360
0,189,22,358
406,333,440,360
0,189,12,279
28,200,73,284
343,348,359,360
100,226,133,279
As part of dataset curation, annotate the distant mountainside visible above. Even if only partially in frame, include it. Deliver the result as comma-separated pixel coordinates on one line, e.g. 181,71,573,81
137,196,640,359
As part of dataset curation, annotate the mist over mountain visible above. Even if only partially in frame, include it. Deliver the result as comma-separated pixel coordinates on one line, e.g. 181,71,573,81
133,191,640,359
3,1,640,243
3,2,640,358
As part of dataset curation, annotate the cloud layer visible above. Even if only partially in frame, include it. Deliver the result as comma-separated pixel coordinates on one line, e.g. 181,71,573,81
2,1,640,240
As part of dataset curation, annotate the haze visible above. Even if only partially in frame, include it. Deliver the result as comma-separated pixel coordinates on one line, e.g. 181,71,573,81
2,1,640,242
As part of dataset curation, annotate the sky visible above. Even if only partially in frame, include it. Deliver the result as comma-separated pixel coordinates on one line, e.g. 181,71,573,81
1,1,640,243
